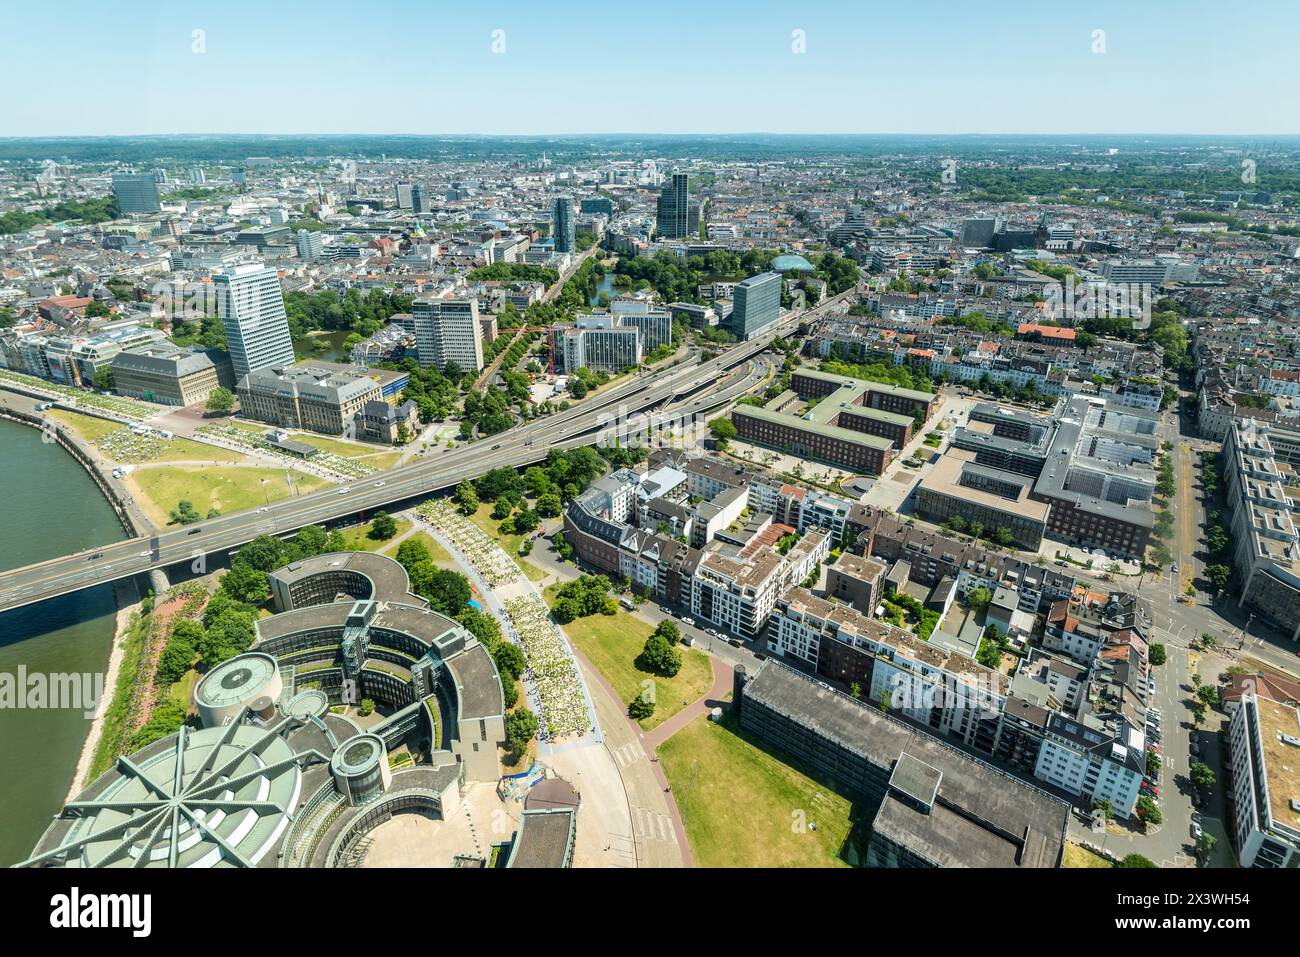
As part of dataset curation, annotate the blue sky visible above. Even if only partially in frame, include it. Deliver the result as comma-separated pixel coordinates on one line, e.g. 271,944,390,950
3,0,1296,136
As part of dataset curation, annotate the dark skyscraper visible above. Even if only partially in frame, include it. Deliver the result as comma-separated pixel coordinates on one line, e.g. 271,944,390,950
111,172,161,214
553,197,575,253
656,172,690,238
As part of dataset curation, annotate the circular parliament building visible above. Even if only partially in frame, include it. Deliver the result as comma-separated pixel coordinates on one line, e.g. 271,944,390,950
21,552,509,869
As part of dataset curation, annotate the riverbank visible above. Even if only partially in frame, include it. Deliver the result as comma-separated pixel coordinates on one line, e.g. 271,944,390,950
64,577,141,802
0,397,151,815
0,388,148,536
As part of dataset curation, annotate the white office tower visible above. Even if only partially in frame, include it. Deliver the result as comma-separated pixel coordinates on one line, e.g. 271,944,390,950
214,264,296,379
412,297,484,373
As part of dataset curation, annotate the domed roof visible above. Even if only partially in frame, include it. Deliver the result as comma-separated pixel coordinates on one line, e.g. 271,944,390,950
772,254,815,273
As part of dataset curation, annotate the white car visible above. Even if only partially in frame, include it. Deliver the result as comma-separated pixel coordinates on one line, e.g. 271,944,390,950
682,617,695,627
137,550,152,558
338,487,352,495
1191,821,1203,840
373,481,386,488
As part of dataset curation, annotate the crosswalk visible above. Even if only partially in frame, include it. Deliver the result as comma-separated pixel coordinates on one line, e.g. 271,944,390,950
610,743,641,768
632,805,677,844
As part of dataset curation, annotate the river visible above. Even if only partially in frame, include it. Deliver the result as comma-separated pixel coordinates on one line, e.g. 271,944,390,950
0,416,127,866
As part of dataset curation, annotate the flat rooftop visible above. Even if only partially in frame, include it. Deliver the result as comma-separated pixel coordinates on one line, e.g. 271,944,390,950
1255,695,1300,837
918,449,1050,523
742,661,1068,867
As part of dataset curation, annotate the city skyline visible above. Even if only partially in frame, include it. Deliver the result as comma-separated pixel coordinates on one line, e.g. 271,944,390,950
3,0,1298,137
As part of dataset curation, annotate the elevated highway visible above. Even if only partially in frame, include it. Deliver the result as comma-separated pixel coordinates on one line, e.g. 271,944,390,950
0,290,846,612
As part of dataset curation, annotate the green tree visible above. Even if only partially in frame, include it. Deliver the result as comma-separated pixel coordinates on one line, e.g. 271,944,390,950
505,707,539,756
368,511,397,540
638,634,682,678
493,642,526,683
628,695,656,720
708,417,737,448
92,366,115,391
220,562,269,604
425,569,471,617
453,479,479,516
1205,564,1231,593
652,619,681,645
1149,643,1167,666
205,387,234,416
966,587,993,612
1135,795,1163,827
1118,853,1157,868
169,500,202,525
536,492,563,518
1190,762,1216,790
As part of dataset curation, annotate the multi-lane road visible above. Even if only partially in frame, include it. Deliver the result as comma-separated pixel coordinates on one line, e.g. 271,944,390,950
0,291,844,613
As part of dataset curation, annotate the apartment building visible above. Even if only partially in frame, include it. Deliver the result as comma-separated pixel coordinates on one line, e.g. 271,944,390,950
1223,417,1300,642
412,297,484,373
734,660,1068,868
1227,690,1300,867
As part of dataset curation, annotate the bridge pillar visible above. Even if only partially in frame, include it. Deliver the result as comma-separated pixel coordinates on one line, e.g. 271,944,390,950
148,568,171,598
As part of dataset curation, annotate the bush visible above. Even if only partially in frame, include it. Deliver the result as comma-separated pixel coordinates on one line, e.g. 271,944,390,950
638,634,682,678
628,695,656,720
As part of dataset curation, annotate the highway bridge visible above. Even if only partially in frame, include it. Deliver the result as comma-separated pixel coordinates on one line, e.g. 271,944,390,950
0,291,846,613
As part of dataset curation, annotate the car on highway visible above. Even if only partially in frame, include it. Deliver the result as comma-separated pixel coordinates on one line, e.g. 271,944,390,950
338,487,352,494
187,527,202,535
373,480,385,488
137,550,151,558
491,444,500,450
88,552,103,560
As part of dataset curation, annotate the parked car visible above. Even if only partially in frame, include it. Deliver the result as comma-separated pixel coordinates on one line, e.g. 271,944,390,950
1191,821,1203,840
682,617,695,627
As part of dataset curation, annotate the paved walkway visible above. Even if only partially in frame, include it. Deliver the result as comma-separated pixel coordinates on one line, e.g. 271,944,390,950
568,642,690,867
643,656,732,750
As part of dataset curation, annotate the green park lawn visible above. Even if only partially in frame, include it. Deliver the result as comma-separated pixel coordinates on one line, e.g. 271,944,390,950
542,586,712,731
47,409,244,464
658,715,856,868
128,464,330,526
334,516,411,552
383,530,453,565
1063,843,1113,868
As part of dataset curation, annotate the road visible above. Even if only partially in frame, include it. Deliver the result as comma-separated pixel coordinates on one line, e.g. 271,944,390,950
0,289,851,613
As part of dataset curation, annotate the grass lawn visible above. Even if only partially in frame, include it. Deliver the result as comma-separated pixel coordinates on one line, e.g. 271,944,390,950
291,432,402,467
542,587,712,731
334,516,411,552
467,502,530,555
659,715,856,868
1063,843,1113,868
128,464,330,526
383,530,453,564
48,409,243,464
168,669,200,714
